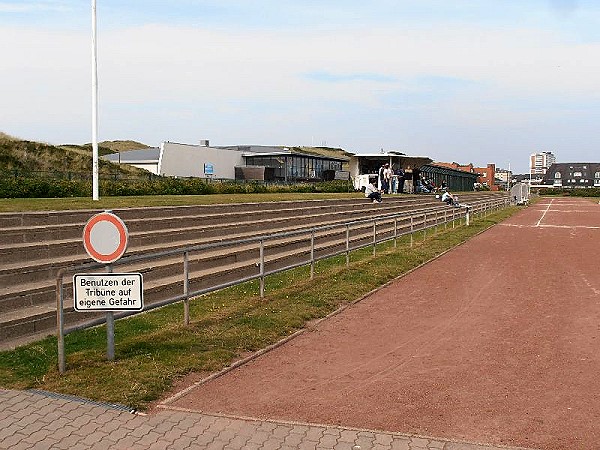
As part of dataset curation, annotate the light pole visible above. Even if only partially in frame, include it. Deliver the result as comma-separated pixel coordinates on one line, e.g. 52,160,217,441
91,0,99,200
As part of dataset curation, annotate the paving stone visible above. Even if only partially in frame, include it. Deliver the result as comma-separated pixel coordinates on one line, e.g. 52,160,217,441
305,427,326,441
247,430,271,444
284,432,305,446
290,424,311,435
374,433,394,446
372,444,392,450
319,433,340,447
272,425,293,438
339,430,360,443
409,437,431,448
225,434,250,449
30,438,59,450
0,423,22,440
389,438,411,450
0,433,31,448
147,439,173,450
298,441,319,450
135,430,163,447
0,391,531,450
205,439,230,450
261,437,288,450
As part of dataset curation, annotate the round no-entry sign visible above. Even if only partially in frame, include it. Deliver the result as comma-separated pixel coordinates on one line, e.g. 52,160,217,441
83,211,129,263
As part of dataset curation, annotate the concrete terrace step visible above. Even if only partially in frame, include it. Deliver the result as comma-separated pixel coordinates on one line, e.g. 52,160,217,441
0,198,451,295
0,197,443,270
0,220,405,344
0,209,424,310
0,196,431,247
0,193,503,348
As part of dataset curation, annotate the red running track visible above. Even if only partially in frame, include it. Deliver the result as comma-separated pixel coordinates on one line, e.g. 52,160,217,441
163,198,600,450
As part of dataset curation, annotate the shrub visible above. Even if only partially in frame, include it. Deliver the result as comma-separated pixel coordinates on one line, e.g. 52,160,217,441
539,187,600,197
0,176,352,199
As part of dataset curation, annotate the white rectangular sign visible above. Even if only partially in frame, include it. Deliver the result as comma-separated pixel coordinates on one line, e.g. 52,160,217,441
73,273,144,312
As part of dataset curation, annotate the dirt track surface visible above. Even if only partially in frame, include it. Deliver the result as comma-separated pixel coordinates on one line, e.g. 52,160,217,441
163,198,600,450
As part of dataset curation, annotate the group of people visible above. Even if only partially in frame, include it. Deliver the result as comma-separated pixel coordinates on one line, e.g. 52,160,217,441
416,176,447,194
364,164,459,207
364,163,406,203
377,163,406,195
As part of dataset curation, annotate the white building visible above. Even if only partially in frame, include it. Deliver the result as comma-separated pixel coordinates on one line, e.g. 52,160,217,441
103,141,348,181
530,152,556,177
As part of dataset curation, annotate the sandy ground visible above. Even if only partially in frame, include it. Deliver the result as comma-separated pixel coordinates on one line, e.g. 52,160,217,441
163,198,600,450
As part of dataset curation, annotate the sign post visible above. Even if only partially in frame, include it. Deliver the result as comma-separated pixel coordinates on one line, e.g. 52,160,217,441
79,212,143,361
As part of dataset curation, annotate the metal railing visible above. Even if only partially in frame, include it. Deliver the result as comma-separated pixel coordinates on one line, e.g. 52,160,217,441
56,194,510,372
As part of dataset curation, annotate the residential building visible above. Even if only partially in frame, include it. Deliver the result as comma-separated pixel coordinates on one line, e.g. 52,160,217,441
530,152,556,177
495,168,513,190
542,163,600,188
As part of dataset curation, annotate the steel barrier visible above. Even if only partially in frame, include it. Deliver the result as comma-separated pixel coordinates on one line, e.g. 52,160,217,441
56,195,510,372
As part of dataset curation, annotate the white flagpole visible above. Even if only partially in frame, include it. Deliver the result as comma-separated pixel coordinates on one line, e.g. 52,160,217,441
91,0,99,200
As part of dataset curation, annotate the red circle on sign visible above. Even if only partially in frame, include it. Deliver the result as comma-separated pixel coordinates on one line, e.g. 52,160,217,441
83,212,129,263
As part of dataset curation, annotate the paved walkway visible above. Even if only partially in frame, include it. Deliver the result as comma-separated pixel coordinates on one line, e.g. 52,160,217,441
1,389,529,449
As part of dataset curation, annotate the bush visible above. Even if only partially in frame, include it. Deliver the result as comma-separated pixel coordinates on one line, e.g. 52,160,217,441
0,178,90,198
539,187,600,197
0,176,352,199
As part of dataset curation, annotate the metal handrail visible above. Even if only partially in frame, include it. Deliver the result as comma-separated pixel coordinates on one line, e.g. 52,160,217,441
56,195,510,372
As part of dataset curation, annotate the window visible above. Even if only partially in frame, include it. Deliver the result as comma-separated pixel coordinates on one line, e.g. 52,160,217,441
554,172,561,179
595,172,600,179
574,172,582,177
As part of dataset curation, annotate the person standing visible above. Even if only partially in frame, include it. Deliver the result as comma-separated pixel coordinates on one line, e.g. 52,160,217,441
383,164,393,194
378,164,386,191
394,166,405,193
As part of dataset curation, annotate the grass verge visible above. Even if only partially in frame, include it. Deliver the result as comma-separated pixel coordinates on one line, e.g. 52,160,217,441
0,193,363,212
0,206,520,409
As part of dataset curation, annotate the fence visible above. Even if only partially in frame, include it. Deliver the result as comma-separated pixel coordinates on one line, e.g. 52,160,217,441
56,195,510,372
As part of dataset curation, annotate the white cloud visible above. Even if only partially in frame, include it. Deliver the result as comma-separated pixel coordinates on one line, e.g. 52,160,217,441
2,16,600,170
0,1,70,13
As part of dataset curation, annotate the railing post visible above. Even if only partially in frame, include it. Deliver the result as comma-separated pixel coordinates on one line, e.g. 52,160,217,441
466,206,471,226
57,272,66,374
410,215,414,248
444,209,447,230
372,220,377,256
423,213,427,241
345,225,350,266
259,239,265,298
310,230,315,279
393,218,398,248
183,251,190,326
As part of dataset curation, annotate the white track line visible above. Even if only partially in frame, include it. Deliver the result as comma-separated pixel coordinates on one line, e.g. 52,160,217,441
535,199,553,227
500,223,600,229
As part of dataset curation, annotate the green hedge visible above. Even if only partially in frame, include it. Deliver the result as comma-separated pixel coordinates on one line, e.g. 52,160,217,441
0,177,352,199
538,187,600,197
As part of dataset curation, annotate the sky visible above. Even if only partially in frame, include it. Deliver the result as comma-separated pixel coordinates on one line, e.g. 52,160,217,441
1,0,599,173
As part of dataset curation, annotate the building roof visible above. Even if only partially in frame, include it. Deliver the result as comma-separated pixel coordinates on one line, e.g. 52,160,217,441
103,148,160,163
242,150,348,162
543,162,600,176
348,152,433,168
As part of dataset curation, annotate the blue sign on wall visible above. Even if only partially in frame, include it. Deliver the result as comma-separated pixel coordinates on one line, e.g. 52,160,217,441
204,163,214,175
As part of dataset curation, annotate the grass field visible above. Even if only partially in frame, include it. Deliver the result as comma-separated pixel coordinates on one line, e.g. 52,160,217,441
0,206,520,410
